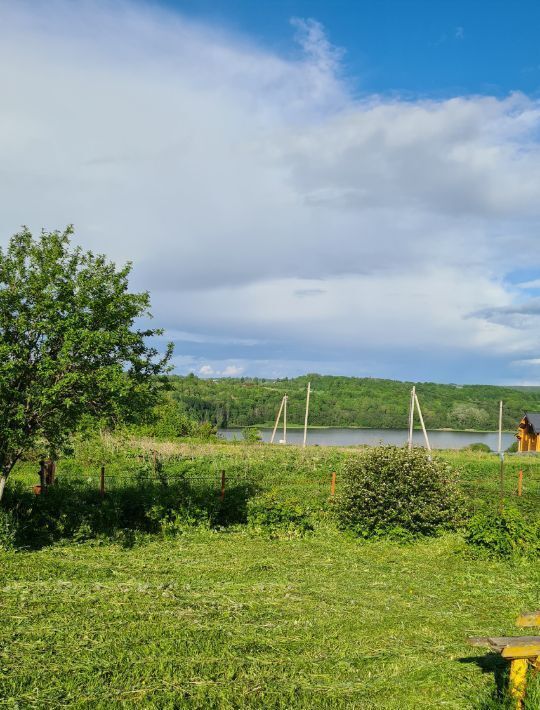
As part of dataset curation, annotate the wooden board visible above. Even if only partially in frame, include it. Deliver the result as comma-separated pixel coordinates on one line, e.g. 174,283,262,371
516,611,540,628
468,636,540,659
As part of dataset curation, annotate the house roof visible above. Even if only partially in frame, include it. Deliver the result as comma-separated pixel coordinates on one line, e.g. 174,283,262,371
524,412,540,434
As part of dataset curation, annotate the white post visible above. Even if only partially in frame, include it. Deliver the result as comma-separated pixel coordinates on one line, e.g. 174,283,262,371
270,396,285,444
498,400,503,454
303,382,311,448
414,392,431,454
283,395,287,444
408,385,416,449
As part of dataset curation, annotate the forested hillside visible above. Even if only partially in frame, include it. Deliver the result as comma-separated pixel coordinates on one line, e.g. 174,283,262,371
170,374,540,431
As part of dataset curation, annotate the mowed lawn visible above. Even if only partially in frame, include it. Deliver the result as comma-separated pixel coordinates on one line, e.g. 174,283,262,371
2,529,540,709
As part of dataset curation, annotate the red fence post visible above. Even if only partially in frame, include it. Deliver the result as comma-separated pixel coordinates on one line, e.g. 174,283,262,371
518,470,523,497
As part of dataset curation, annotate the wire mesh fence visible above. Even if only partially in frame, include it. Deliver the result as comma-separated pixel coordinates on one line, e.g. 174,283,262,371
12,448,540,515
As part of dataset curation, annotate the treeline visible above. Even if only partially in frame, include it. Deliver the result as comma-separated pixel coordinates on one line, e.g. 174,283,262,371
169,374,540,431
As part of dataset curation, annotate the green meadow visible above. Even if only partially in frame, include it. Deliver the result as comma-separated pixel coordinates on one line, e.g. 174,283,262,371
2,442,540,709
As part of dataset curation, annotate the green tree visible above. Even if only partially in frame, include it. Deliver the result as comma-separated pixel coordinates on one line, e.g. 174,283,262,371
0,227,173,500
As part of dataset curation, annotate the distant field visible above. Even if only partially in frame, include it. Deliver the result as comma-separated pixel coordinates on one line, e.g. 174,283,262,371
2,441,540,708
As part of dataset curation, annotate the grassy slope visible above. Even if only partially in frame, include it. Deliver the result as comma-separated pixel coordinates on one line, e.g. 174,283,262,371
2,531,540,709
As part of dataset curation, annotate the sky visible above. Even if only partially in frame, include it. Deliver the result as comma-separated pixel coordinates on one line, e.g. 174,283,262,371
1,0,540,384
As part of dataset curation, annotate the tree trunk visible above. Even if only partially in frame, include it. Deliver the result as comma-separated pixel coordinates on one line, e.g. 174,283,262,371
0,474,7,503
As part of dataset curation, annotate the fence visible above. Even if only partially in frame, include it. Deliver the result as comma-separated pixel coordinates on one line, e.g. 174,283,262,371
14,449,540,514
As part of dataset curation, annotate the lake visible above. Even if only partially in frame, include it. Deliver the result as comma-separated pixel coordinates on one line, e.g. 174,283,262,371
218,427,516,451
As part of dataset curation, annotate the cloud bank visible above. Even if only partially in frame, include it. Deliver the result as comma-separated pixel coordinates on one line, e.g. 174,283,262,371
1,0,540,383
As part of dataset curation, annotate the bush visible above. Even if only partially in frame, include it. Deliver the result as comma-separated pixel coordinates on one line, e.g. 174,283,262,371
506,441,519,453
0,509,17,550
247,491,313,538
463,442,491,453
465,507,540,558
336,446,464,539
242,427,262,444
0,475,255,549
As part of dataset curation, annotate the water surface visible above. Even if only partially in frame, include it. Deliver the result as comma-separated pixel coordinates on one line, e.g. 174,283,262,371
218,427,515,451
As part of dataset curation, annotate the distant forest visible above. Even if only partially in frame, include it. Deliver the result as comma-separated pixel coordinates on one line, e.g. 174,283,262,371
170,374,540,431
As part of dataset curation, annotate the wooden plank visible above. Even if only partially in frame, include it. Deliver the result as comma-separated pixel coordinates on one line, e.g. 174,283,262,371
468,636,540,656
502,643,540,659
516,611,540,627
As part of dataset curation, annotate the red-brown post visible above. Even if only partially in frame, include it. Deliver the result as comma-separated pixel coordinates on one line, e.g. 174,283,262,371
100,466,105,498
518,469,523,497
220,470,226,500
330,471,336,497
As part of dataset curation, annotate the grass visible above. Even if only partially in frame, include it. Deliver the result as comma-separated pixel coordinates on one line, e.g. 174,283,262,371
2,530,540,708
2,441,540,708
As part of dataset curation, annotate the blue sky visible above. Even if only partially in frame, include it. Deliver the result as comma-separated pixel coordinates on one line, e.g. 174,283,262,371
163,0,540,97
1,0,540,384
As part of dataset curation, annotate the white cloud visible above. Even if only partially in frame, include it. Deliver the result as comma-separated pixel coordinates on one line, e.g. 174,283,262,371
512,359,540,367
516,279,540,290
1,1,540,381
221,365,245,377
197,362,244,378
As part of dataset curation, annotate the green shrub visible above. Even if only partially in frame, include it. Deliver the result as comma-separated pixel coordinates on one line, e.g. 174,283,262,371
242,427,262,444
463,442,491,453
465,507,540,558
506,441,519,453
0,509,17,550
148,504,211,537
336,446,464,539
247,491,313,538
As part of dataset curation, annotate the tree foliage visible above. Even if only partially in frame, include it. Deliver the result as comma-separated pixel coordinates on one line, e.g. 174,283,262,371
0,226,172,498
168,373,540,431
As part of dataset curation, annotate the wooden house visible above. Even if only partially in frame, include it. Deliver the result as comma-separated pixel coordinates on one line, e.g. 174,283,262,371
516,412,540,452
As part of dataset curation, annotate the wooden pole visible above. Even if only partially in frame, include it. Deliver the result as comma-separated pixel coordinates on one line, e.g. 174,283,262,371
518,469,523,497
39,459,46,492
270,396,285,444
330,471,336,497
498,400,503,454
408,386,416,450
220,470,225,501
283,395,287,444
303,382,311,448
100,466,105,498
499,453,505,512
414,392,431,454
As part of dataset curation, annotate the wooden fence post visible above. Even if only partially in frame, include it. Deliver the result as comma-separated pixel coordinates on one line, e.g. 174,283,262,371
100,466,105,498
39,459,46,493
330,471,336,497
499,454,505,513
220,470,226,501
518,470,523,497
45,460,56,486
